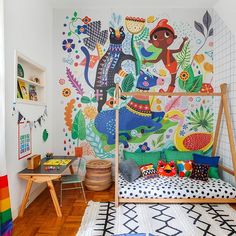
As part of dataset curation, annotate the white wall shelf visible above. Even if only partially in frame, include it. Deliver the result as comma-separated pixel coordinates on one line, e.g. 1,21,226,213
15,51,46,105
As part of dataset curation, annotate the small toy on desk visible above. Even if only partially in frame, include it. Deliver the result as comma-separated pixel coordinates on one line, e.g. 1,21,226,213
44,166,60,171
45,152,53,160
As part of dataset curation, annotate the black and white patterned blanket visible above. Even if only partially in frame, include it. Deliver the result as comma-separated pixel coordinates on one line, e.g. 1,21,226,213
77,201,236,236
119,174,236,199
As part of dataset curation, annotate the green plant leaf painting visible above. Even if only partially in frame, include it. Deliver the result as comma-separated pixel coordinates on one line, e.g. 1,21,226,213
121,73,135,92
176,41,191,70
42,129,49,142
81,96,91,104
178,65,203,92
107,87,115,97
71,110,86,141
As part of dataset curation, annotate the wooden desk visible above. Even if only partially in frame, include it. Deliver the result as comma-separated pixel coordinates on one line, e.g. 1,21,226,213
18,156,77,217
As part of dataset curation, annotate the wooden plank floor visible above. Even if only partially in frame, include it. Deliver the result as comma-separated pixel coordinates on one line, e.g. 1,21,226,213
13,182,236,236
13,182,114,236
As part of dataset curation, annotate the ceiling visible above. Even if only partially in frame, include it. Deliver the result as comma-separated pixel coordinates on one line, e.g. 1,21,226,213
50,0,219,9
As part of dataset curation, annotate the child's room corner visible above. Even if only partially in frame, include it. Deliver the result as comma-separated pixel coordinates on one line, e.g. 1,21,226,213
1,0,236,235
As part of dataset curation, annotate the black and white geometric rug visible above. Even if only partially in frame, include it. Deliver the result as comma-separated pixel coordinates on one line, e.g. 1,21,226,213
77,201,236,236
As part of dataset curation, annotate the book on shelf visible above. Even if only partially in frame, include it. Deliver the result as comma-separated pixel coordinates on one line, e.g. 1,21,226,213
18,80,29,100
17,81,23,99
29,85,38,101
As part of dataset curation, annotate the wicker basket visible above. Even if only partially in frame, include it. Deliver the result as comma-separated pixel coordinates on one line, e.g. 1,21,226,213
85,160,112,191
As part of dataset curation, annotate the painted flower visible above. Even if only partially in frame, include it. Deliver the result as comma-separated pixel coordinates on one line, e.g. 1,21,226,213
105,98,115,108
82,16,91,24
84,106,97,120
62,39,75,53
180,130,185,136
62,88,71,97
179,71,189,81
139,142,150,152
147,16,156,23
59,78,65,85
125,16,145,34
194,54,205,64
203,62,213,73
77,25,87,34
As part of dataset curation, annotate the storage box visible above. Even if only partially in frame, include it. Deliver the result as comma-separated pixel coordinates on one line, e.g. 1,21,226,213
27,155,41,169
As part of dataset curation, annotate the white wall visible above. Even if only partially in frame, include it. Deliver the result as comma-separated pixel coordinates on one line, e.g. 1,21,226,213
0,0,6,176
4,0,53,219
212,7,236,186
214,0,236,35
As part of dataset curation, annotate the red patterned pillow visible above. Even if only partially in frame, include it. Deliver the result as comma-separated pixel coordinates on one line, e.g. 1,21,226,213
190,162,209,181
157,160,177,177
140,163,158,179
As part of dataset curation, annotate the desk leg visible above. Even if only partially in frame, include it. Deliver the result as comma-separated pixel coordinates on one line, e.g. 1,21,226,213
69,165,74,175
19,177,33,217
47,180,62,217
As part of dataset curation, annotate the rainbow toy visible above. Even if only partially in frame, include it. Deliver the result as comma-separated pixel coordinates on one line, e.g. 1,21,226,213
0,175,13,236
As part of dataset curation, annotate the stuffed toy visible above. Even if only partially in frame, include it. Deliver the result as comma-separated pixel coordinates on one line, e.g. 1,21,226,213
157,160,177,177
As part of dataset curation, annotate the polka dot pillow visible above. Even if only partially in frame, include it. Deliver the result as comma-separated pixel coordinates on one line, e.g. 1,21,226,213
190,162,209,181
177,160,192,177
139,163,158,179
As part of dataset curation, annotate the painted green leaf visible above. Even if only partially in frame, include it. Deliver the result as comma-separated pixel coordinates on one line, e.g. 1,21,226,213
107,87,115,97
81,96,91,103
42,129,49,142
156,134,164,144
188,75,203,92
71,110,86,141
91,97,97,103
68,32,72,36
74,11,77,17
178,65,203,92
122,73,135,92
175,41,191,70
71,17,76,21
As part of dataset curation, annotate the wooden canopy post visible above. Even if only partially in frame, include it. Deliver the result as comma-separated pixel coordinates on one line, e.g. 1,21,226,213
114,83,120,207
212,97,223,156
220,83,236,180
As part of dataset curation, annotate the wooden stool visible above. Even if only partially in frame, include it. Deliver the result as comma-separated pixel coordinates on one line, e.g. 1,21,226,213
85,160,112,191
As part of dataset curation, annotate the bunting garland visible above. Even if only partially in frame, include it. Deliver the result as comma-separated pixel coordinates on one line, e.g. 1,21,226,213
12,103,48,128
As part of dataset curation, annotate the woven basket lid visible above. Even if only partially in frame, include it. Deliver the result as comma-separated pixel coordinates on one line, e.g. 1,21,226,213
86,160,112,169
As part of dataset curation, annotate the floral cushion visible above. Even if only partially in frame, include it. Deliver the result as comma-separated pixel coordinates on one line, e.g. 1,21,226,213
190,162,209,181
177,160,193,177
139,163,158,179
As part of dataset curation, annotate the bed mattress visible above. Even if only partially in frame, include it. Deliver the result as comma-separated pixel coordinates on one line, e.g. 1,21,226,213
119,174,236,199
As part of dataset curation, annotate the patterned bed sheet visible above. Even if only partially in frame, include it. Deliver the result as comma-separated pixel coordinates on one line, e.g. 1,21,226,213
119,174,236,199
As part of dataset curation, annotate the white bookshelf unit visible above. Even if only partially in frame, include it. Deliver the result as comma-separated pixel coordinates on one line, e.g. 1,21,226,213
15,51,46,105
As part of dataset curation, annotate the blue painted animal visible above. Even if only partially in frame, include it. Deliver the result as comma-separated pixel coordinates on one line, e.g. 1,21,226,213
94,70,165,147
81,26,136,112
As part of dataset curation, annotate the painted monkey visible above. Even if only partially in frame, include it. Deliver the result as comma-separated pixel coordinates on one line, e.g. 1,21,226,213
143,19,188,93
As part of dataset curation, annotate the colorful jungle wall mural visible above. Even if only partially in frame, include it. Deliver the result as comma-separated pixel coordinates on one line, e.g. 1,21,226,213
53,9,214,159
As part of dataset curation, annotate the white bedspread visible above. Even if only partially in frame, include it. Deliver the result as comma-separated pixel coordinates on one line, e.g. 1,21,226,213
119,174,236,199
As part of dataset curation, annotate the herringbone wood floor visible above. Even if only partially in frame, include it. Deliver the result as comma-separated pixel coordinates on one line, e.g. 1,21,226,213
13,182,236,236
13,182,114,236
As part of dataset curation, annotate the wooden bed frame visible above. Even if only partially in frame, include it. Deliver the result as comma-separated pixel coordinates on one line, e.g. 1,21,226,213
114,83,236,206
